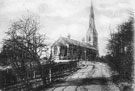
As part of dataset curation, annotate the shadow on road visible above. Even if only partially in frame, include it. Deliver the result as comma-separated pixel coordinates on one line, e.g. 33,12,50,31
44,77,110,89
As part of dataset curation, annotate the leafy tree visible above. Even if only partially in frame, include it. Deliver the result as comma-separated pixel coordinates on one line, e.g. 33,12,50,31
107,16,134,82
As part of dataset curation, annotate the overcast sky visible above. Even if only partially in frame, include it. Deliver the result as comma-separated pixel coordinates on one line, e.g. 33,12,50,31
0,0,134,56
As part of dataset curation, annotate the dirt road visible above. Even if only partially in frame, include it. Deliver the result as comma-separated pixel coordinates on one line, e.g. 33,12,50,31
43,62,120,91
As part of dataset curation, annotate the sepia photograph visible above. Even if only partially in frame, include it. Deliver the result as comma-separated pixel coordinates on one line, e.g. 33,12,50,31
0,0,134,91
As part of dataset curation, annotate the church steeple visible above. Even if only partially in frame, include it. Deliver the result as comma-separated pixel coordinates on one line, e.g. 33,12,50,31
86,1,98,49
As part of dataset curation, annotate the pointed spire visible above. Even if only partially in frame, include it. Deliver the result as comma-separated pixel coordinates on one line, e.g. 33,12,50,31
86,0,95,44
89,0,95,29
86,0,98,50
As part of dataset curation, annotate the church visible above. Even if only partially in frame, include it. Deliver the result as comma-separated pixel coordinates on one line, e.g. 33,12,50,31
51,2,98,62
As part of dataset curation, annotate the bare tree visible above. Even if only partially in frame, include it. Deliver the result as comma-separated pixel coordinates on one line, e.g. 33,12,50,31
2,15,48,90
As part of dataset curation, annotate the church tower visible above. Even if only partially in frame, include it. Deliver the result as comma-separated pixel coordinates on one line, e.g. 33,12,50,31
86,1,98,49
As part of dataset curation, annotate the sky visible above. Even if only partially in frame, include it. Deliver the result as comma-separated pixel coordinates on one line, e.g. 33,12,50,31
0,0,134,56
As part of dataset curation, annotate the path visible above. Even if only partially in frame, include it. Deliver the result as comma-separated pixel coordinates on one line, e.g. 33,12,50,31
42,61,120,91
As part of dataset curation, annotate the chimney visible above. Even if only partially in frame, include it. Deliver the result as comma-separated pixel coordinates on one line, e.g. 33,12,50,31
67,33,71,39
82,37,85,42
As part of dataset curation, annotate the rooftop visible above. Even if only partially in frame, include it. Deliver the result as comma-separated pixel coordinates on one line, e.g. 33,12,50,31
52,37,97,51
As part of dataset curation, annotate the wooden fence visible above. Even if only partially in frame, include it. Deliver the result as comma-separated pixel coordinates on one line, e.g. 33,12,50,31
0,61,78,91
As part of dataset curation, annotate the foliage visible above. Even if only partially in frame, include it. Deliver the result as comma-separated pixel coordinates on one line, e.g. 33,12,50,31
107,16,134,82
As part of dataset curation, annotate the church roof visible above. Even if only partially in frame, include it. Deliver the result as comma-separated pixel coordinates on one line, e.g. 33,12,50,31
52,37,97,51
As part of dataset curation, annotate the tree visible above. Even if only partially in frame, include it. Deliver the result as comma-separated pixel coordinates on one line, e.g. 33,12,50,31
2,15,48,90
107,16,134,82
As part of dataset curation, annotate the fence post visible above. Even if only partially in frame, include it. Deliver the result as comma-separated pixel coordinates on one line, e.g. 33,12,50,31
49,68,51,83
33,71,35,79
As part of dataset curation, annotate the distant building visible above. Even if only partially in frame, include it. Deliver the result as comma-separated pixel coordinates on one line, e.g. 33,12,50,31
51,2,98,62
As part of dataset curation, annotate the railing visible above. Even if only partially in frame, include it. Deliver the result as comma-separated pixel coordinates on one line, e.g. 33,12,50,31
0,61,78,91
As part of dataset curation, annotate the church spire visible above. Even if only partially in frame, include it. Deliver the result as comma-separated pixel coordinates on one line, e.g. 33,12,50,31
86,1,98,49
89,0,95,29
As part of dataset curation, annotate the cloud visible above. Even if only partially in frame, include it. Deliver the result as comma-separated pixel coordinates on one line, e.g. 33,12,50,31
0,0,133,55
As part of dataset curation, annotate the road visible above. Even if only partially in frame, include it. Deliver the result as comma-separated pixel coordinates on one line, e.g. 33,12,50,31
43,61,120,91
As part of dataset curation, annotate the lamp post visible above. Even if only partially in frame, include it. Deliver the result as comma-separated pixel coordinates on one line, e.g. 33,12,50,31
84,49,86,65
66,44,69,60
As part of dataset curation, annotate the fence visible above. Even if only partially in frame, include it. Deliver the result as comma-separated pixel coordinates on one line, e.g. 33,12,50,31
0,61,78,91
